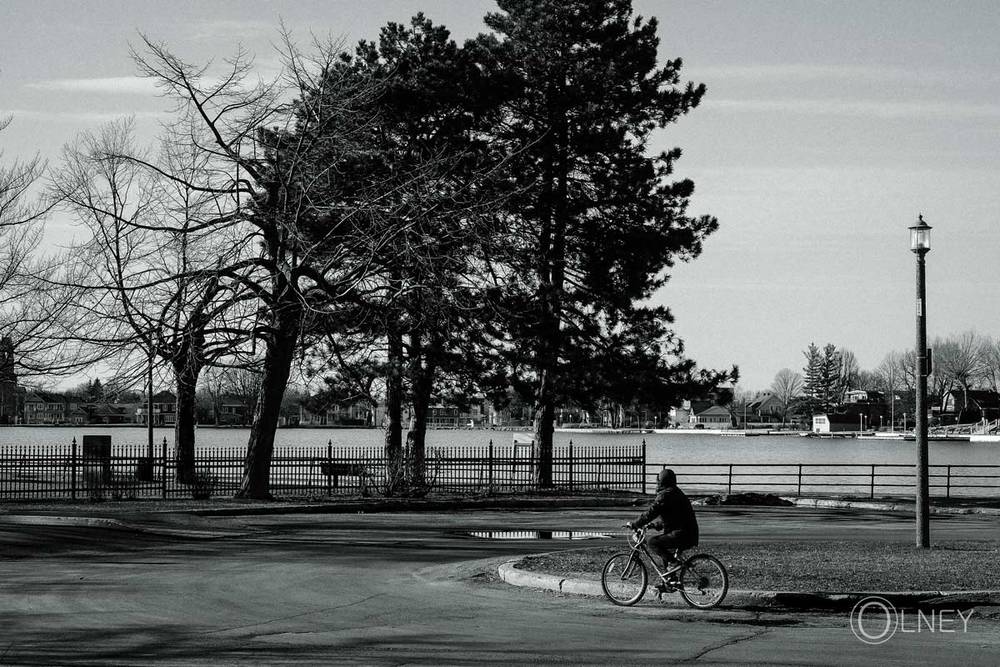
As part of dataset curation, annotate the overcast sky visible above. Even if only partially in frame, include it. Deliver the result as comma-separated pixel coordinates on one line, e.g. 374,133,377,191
3,0,1000,391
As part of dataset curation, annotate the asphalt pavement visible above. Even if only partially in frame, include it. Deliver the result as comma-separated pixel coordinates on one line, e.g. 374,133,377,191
0,505,999,665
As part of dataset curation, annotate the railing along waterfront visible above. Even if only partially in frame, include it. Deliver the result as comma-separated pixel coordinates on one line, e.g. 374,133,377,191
0,438,644,501
646,462,1000,498
3,436,998,501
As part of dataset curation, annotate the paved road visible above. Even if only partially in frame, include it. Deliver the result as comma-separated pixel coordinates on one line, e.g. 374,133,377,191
0,505,998,665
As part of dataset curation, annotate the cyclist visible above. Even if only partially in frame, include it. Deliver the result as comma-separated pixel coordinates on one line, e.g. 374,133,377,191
626,468,698,588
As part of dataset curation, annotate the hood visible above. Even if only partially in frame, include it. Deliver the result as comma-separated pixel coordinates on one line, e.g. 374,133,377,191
657,468,677,490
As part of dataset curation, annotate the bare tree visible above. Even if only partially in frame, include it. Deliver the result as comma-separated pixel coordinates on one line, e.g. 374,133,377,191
52,120,253,481
932,331,987,402
981,337,1000,394
874,351,906,429
200,364,261,425
727,386,754,427
769,368,803,426
839,348,861,396
931,331,990,422
0,116,93,381
129,33,418,498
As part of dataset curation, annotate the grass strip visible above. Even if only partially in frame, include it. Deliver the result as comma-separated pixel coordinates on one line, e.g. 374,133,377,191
517,540,1000,591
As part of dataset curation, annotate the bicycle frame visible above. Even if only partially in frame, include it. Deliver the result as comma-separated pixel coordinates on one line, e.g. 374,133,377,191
627,528,683,584
604,526,729,608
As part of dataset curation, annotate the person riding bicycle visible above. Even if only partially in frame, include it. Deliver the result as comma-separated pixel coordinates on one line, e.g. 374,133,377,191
626,468,698,587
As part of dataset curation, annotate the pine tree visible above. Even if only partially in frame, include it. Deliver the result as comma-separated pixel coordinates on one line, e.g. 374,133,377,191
311,15,505,494
803,342,846,413
475,0,722,485
819,343,843,411
802,343,822,414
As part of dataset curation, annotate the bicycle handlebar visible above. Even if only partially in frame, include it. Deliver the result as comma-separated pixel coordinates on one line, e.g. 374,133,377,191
622,524,646,546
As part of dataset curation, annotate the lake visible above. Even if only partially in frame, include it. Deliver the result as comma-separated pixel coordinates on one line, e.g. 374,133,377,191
1,426,998,497
1,426,998,467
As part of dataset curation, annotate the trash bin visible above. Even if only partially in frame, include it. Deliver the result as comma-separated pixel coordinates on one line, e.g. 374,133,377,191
82,435,112,496
135,457,154,482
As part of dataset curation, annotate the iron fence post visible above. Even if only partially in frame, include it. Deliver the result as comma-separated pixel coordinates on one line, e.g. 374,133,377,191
71,437,77,500
641,439,647,494
488,439,494,492
327,440,333,496
797,464,802,496
946,465,951,499
162,437,168,498
727,465,733,495
870,464,876,499
568,440,574,492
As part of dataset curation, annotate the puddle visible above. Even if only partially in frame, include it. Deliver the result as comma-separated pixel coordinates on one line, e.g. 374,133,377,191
465,530,611,540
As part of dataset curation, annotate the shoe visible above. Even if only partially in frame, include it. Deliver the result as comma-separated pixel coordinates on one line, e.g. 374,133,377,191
654,581,676,593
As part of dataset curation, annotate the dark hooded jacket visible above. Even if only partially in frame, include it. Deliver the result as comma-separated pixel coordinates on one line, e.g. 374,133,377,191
632,468,698,544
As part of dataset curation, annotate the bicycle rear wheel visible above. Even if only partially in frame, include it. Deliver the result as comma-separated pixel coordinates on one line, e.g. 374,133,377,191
678,554,728,608
601,552,648,606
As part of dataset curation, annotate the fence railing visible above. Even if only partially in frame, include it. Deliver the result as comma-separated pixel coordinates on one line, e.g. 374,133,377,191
0,439,644,501
3,437,997,501
648,463,1000,498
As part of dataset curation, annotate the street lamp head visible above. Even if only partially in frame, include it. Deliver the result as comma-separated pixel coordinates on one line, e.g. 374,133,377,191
909,214,931,253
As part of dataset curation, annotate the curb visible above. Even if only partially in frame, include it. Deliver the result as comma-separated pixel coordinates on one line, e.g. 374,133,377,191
497,558,1000,610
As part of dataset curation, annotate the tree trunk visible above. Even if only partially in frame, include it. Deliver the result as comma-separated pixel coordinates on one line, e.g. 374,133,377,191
173,361,200,483
406,397,428,489
383,324,404,495
531,107,569,489
533,384,555,488
236,299,302,499
406,332,435,489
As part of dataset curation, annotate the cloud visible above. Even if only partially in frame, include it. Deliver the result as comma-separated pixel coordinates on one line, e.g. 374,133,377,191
190,19,273,41
690,63,994,87
25,76,158,95
1,108,169,123
704,97,1000,119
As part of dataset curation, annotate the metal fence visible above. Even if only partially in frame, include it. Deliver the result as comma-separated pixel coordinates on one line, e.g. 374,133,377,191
0,438,645,501
649,463,1000,498
4,437,997,501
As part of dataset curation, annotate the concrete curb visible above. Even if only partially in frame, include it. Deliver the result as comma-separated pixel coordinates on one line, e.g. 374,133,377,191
497,558,1000,610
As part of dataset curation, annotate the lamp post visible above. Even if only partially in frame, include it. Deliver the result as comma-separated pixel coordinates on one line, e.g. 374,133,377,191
910,214,931,548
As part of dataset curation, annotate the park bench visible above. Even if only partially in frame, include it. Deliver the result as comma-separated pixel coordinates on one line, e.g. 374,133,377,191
319,461,370,489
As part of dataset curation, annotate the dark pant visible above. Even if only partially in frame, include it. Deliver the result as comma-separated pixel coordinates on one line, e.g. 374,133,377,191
648,530,696,570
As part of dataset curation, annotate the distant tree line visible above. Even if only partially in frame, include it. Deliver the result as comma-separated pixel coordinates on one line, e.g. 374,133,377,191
739,331,1000,427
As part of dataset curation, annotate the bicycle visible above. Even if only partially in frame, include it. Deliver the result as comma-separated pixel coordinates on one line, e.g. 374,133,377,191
601,526,729,609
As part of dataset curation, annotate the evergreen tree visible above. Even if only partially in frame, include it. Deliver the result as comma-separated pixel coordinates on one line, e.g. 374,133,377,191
819,343,843,411
306,15,505,494
87,378,103,401
803,342,843,413
475,0,724,485
802,343,822,415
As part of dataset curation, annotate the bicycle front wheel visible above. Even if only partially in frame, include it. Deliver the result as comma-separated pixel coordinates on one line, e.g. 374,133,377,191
601,552,648,606
678,554,728,609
